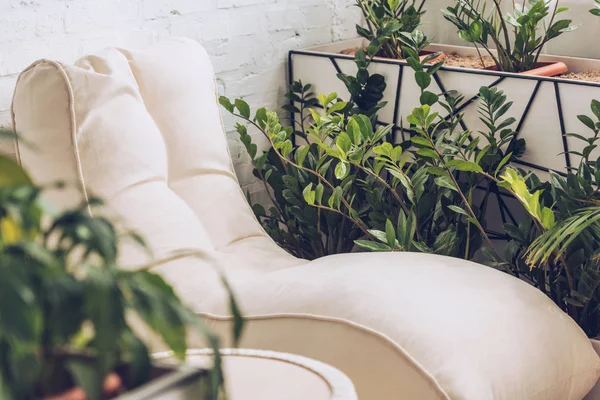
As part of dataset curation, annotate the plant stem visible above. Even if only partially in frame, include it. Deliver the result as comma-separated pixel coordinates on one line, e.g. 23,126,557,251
350,161,410,215
474,45,487,69
231,113,371,235
465,188,473,259
425,132,496,251
492,0,512,58
534,0,560,64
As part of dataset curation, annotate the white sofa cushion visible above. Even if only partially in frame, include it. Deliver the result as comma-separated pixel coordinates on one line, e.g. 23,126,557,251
12,37,600,400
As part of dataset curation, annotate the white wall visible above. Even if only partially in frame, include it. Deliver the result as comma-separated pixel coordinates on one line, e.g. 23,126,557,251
0,0,358,198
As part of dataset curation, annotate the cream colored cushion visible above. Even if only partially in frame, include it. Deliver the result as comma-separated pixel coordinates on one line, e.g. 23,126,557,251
12,38,600,400
154,349,358,400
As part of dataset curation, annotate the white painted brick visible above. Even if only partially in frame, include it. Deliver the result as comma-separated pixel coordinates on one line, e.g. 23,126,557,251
168,11,230,42
64,0,141,34
143,0,217,19
218,0,273,8
0,0,357,190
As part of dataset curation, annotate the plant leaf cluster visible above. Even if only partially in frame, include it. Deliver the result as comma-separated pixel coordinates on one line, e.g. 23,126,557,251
355,0,427,60
220,30,524,262
0,145,243,399
443,0,579,72
495,101,600,336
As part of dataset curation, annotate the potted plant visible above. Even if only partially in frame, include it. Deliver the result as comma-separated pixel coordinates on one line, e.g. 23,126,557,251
345,0,442,61
231,36,600,394
289,22,600,179
441,0,577,76
0,137,243,400
221,32,526,262
234,36,600,335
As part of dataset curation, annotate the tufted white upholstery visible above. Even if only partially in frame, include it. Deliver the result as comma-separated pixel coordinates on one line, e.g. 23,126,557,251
12,38,600,400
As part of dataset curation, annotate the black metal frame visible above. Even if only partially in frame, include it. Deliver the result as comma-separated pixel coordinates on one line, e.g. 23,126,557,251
287,47,600,240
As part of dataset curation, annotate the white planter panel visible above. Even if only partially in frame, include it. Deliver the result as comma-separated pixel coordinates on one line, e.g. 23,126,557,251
290,39,600,177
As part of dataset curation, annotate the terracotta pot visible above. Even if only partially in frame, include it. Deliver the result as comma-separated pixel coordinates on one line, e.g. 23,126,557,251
485,61,568,77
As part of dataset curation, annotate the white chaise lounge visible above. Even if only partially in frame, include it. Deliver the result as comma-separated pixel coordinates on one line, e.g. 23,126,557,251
11,38,600,400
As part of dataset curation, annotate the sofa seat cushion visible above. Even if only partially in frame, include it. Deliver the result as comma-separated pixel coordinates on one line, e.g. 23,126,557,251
11,38,600,400
197,252,600,400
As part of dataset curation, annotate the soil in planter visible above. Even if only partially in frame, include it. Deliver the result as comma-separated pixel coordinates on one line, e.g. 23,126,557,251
559,70,600,83
340,47,445,62
340,47,360,56
442,53,495,69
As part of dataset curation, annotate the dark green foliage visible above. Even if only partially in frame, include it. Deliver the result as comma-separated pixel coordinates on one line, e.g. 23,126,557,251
220,31,524,261
591,0,600,16
225,28,600,337
355,0,426,60
496,100,600,336
0,149,243,399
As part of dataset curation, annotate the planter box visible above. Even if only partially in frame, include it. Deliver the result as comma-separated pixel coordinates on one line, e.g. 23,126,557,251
289,39,600,179
585,339,600,400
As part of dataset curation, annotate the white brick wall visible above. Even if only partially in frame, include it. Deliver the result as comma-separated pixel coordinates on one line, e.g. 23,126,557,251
0,0,359,198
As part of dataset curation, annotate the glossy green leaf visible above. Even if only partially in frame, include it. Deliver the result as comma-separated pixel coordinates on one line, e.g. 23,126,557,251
335,161,349,180
355,240,393,252
234,99,251,119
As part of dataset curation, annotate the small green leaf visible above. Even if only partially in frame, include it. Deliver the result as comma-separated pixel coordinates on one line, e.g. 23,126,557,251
411,136,433,148
327,101,348,115
435,176,458,192
315,183,325,204
420,91,439,106
445,159,483,173
578,115,596,130
415,71,432,90
448,205,470,217
0,155,32,186
335,161,349,180
591,100,600,120
303,183,316,205
385,219,396,248
234,99,251,118
336,132,352,153
295,145,310,166
495,152,512,176
416,148,439,159
347,118,361,144
218,96,234,113
355,240,393,252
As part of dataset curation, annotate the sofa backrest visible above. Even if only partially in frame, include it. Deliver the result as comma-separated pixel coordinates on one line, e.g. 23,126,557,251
11,38,266,266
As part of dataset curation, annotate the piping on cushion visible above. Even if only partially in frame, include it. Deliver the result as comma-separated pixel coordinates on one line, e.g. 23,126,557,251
154,349,345,399
11,59,93,216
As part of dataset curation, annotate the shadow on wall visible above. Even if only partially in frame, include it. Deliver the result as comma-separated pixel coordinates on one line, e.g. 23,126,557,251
421,0,600,59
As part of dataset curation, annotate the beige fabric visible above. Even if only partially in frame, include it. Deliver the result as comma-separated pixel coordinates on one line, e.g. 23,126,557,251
154,349,357,400
11,38,600,400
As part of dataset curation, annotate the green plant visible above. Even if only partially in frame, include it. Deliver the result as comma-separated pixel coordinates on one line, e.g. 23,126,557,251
355,0,426,59
336,48,388,117
221,31,525,261
0,144,243,399
592,0,600,16
443,0,579,72
496,100,600,337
